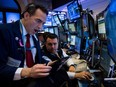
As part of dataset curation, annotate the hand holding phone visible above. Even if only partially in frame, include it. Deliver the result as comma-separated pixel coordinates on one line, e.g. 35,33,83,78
47,60,58,66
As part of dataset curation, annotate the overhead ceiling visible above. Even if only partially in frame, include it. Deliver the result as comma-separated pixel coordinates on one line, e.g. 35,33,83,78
53,0,111,18
16,0,110,19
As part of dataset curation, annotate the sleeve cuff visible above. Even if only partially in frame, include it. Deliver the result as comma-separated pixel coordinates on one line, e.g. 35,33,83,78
13,68,23,80
67,72,75,79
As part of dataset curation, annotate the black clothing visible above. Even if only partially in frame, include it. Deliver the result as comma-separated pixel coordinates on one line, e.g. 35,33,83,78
41,45,70,87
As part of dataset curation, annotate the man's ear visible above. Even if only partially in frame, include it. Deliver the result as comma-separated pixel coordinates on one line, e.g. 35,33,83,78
23,12,30,18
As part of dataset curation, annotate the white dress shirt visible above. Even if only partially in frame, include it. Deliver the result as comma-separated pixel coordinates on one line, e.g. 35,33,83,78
14,20,36,80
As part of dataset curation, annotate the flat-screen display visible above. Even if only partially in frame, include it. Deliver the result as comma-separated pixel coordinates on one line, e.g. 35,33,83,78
105,5,116,63
68,23,76,32
58,14,66,21
63,19,69,31
54,11,67,21
75,37,81,54
100,44,114,77
98,18,106,34
107,38,116,64
6,12,20,23
67,0,80,21
44,15,52,26
0,12,3,24
48,28,54,33
70,35,76,46
76,19,82,37
53,15,64,31
88,14,95,39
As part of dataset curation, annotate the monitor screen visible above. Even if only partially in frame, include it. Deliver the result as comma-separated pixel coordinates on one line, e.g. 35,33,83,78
54,11,67,21
76,19,82,37
70,35,76,46
68,23,76,32
48,28,54,33
98,18,106,34
6,12,20,23
0,12,3,24
53,15,64,31
88,14,95,38
67,0,80,21
100,44,114,77
63,19,69,31
107,38,116,63
58,14,66,21
75,37,81,54
54,27,59,36
105,7,116,63
44,15,52,26
44,28,49,32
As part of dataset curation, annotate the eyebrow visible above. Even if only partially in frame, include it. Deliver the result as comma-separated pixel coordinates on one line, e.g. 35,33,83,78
35,18,45,24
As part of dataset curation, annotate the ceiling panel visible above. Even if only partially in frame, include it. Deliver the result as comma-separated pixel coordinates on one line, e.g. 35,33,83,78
53,0,110,18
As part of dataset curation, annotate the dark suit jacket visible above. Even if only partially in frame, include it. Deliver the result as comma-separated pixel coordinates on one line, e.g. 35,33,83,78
0,21,42,87
0,21,70,87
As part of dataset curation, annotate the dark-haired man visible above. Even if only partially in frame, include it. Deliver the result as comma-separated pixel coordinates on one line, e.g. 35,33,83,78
0,3,52,87
41,33,92,87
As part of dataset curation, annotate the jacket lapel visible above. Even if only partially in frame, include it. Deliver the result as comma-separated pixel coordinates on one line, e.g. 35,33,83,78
11,21,25,66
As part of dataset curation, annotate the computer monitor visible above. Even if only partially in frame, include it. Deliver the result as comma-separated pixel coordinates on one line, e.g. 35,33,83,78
75,37,81,54
100,43,114,77
86,38,100,68
6,12,20,23
48,28,54,33
67,0,81,21
88,14,95,39
70,35,76,46
68,23,76,32
44,14,52,26
98,18,106,34
97,17,107,40
53,14,64,31
0,12,3,24
107,38,116,64
105,4,116,64
82,13,89,38
75,18,82,37
63,19,69,31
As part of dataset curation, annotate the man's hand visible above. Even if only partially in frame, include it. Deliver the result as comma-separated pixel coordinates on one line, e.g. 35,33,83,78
75,71,92,80
47,60,58,66
21,64,52,78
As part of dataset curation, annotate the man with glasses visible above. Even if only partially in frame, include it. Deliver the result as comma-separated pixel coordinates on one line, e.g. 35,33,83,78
0,3,58,87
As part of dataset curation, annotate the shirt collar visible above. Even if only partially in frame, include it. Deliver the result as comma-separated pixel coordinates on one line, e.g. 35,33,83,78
20,20,28,36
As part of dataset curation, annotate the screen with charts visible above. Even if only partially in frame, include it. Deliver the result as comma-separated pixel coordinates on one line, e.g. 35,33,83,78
44,14,52,26
98,18,106,34
68,23,76,32
67,0,81,21
53,14,64,31
70,35,76,46
6,12,20,23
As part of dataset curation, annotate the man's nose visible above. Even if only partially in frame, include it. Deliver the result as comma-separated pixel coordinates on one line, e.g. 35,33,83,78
51,44,55,48
37,23,43,29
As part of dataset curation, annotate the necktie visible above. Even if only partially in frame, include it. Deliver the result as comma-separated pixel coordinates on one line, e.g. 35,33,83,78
26,34,34,67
